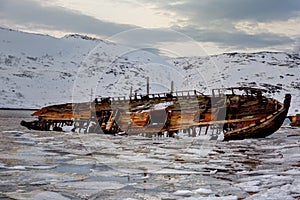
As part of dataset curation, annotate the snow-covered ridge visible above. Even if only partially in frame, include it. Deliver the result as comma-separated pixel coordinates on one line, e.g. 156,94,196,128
0,27,299,115
63,34,99,41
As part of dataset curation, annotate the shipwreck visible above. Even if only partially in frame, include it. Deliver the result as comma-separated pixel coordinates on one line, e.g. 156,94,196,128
21,83,291,140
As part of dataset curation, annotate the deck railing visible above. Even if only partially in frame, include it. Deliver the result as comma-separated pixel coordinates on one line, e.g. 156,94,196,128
96,90,205,102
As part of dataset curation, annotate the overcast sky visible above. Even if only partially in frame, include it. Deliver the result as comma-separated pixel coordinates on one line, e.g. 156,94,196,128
0,0,299,55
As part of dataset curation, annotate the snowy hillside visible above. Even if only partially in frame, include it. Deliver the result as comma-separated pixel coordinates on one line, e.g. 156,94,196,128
0,27,299,115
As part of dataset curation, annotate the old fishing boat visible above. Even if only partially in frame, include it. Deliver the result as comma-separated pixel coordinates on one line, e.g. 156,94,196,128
21,86,291,140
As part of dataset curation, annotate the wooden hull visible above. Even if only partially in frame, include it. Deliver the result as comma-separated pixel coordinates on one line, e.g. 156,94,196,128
21,88,291,140
223,95,290,140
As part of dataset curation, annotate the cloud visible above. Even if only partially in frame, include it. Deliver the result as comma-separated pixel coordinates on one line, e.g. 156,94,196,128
0,0,137,37
0,0,299,53
109,26,295,53
174,26,294,49
145,0,300,23
121,0,300,52
175,1,299,50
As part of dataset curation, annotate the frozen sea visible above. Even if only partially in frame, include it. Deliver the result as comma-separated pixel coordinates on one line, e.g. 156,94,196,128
0,110,299,200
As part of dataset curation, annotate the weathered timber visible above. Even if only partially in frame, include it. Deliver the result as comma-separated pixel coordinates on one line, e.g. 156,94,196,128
21,87,291,140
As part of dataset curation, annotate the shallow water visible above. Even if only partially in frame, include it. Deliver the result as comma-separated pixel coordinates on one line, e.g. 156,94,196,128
0,110,299,200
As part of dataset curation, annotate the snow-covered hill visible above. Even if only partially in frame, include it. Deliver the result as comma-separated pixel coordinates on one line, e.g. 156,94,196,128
0,27,299,115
